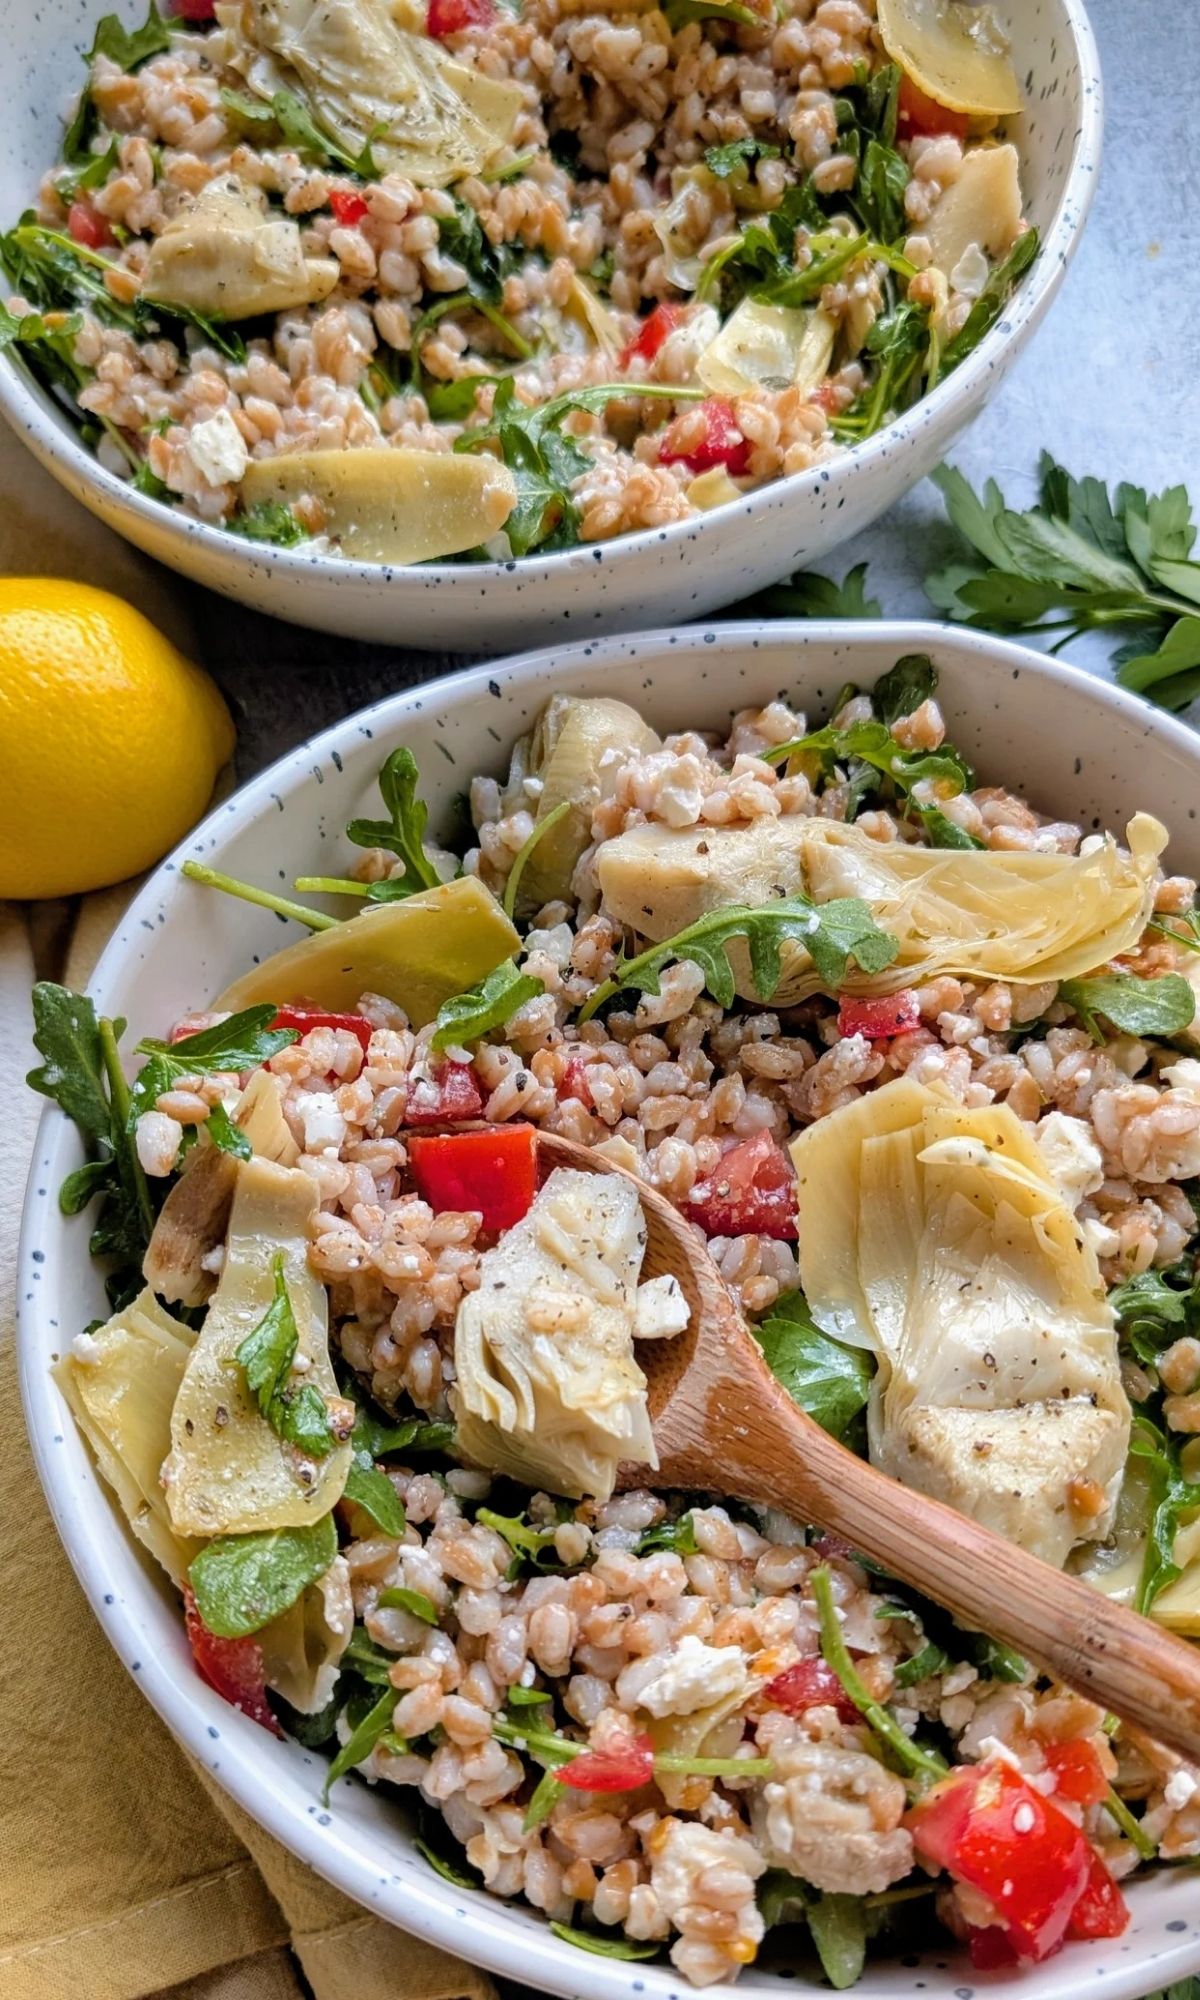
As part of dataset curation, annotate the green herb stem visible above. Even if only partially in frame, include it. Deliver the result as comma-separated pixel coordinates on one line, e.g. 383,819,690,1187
503,800,571,919
181,860,338,931
98,1015,154,1241
293,876,372,899
811,1564,947,1787
1102,1785,1157,1861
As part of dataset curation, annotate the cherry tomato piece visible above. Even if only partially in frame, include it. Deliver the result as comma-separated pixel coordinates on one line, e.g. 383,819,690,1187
183,1588,281,1736
659,398,751,476
427,0,495,35
967,1927,1020,1970
1065,1852,1129,1941
897,73,970,140
620,302,685,369
329,190,370,226
68,200,113,249
838,990,920,1040
763,1656,860,1724
408,1124,538,1234
167,0,218,15
561,1733,656,1793
405,1059,485,1126
683,1130,798,1241
1042,1739,1109,1808
270,1006,373,1055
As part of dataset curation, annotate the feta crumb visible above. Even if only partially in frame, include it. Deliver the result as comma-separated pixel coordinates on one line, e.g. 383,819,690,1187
634,1273,689,1341
293,1089,347,1155
1164,1767,1199,1811
199,1245,226,1276
186,409,249,488
636,1634,750,1718
948,242,989,299
1033,1111,1104,1210
71,1331,102,1364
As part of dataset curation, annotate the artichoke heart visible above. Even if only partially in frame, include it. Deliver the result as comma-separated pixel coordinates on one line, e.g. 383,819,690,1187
240,447,517,565
141,176,338,320
163,1156,353,1537
926,145,1023,280
596,811,1167,1005
220,0,523,186
876,0,1021,117
501,694,661,912
697,302,836,398
454,1166,685,1501
791,1078,1130,1568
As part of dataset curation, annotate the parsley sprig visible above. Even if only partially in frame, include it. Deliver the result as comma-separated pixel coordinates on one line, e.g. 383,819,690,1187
235,1254,340,1458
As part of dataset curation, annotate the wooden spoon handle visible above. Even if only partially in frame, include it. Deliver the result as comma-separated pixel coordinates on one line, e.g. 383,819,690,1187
744,1383,1200,1764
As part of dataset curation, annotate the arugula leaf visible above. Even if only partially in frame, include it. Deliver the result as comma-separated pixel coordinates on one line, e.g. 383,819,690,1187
635,1510,699,1556
832,300,929,441
377,1585,440,1624
28,982,112,1139
754,1290,873,1450
1058,972,1195,1042
437,197,514,298
188,1514,338,1637
206,1101,252,1159
575,893,899,1023
759,1869,811,1928
892,1638,952,1688
322,1688,398,1802
57,136,122,199
762,708,981,848
476,1506,564,1572
341,1628,398,1684
871,653,936,725
415,1834,483,1887
0,301,89,404
219,86,379,177
346,747,443,893
235,1255,338,1457
506,1686,552,1707
523,1767,567,1831
807,1892,868,1991
0,216,247,361
811,1565,948,1786
342,1453,407,1536
1110,1263,1197,1367
271,1688,341,1748
703,136,781,179
226,500,307,548
935,229,1040,379
1129,1414,1200,1613
347,1390,454,1460
89,2,171,72
430,959,542,1054
549,1924,660,1961
965,1633,1029,1683
752,560,881,621
129,1005,298,1126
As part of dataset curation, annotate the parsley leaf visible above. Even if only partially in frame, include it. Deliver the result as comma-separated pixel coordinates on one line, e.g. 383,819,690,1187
1058,972,1195,1043
575,892,899,1023
129,1005,298,1126
1128,1414,1200,1613
322,1688,398,1802
377,1585,439,1624
235,1255,339,1457
206,1101,252,1160
430,958,543,1054
871,653,937,725
342,1452,407,1537
753,1289,873,1450
752,560,881,620
703,136,781,179
346,747,443,893
188,1514,338,1637
226,500,307,548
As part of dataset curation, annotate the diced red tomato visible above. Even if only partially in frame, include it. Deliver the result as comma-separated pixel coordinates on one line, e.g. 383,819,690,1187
658,398,751,476
68,199,113,249
762,1656,860,1725
682,1130,798,1241
967,1927,1019,1970
329,189,370,226
168,1012,224,1043
183,1588,281,1736
897,73,969,141
558,1049,595,1109
427,0,495,36
1065,1852,1129,1942
270,1005,373,1055
409,1124,538,1233
405,1059,486,1126
838,990,920,1041
619,302,685,369
166,0,216,16
1042,1739,1109,1808
907,1760,1093,1962
562,1732,656,1793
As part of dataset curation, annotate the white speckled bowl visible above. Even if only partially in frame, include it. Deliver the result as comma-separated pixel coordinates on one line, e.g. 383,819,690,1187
0,1,1100,649
18,623,1200,2000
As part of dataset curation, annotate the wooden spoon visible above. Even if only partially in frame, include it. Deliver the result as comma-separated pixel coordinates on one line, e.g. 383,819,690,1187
532,1127,1200,1764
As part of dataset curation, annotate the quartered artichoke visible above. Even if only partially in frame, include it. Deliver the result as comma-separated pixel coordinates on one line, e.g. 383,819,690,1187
218,0,523,187
500,695,661,912
141,175,339,320
791,1078,1131,1568
596,811,1167,1005
240,447,518,564
454,1166,687,1501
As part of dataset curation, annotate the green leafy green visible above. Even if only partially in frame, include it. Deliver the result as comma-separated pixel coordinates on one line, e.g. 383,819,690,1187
341,1627,397,1685
346,747,443,894
871,653,936,724
1129,1414,1200,1613
219,86,381,178
965,1633,1029,1683
430,958,543,1054
925,453,1200,710
752,561,881,621
322,1688,398,1802
27,986,155,1307
503,799,572,918
1110,1262,1198,1367
523,1767,567,1831
0,301,88,404
807,1892,869,1990
414,1834,483,1888
226,500,308,548
342,1453,407,1537
57,136,122,199
89,2,171,73
549,1924,660,1961
437,197,515,298
1058,972,1196,1042
703,136,781,179
188,1514,338,1637
935,229,1040,379
476,1507,564,1572
635,1510,700,1556
347,1388,454,1461
200,1100,251,1161
576,892,898,1023
129,1006,299,1126
0,216,247,360
377,1585,440,1624
811,1564,948,1786
506,1685,551,1707
753,1290,873,1450
892,1639,952,1688
832,300,930,442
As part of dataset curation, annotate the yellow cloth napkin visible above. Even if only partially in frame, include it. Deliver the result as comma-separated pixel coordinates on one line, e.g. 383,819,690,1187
0,434,498,2000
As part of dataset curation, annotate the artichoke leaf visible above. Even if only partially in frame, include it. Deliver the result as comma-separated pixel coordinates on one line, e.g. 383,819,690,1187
141,176,338,320
926,145,1023,281
258,1553,355,1709
876,0,1021,117
454,1166,676,1501
596,812,1167,1005
239,448,517,565
220,0,523,186
54,1289,202,1585
217,875,521,1024
792,1080,1130,1569
164,1156,353,1537
501,695,660,912
697,301,836,398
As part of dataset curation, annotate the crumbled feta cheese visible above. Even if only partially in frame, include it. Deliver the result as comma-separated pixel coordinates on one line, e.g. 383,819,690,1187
523,923,574,969
634,1273,690,1341
1164,1767,1199,1811
635,1634,750,1718
199,1244,226,1276
293,1089,347,1154
948,242,989,298
71,1331,102,1364
1033,1111,1104,1210
186,409,249,489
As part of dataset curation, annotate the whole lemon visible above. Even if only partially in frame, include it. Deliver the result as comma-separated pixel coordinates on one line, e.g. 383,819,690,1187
0,579,235,900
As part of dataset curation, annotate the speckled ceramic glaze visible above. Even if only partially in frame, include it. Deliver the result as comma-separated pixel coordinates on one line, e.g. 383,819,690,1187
18,624,1200,2000
0,1,1100,649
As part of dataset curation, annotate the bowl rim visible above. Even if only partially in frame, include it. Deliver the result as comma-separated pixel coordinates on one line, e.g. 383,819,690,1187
17,619,1200,2000
0,0,1102,594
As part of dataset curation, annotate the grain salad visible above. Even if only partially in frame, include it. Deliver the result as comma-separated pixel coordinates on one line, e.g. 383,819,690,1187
2,0,1036,562
37,655,1200,1986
